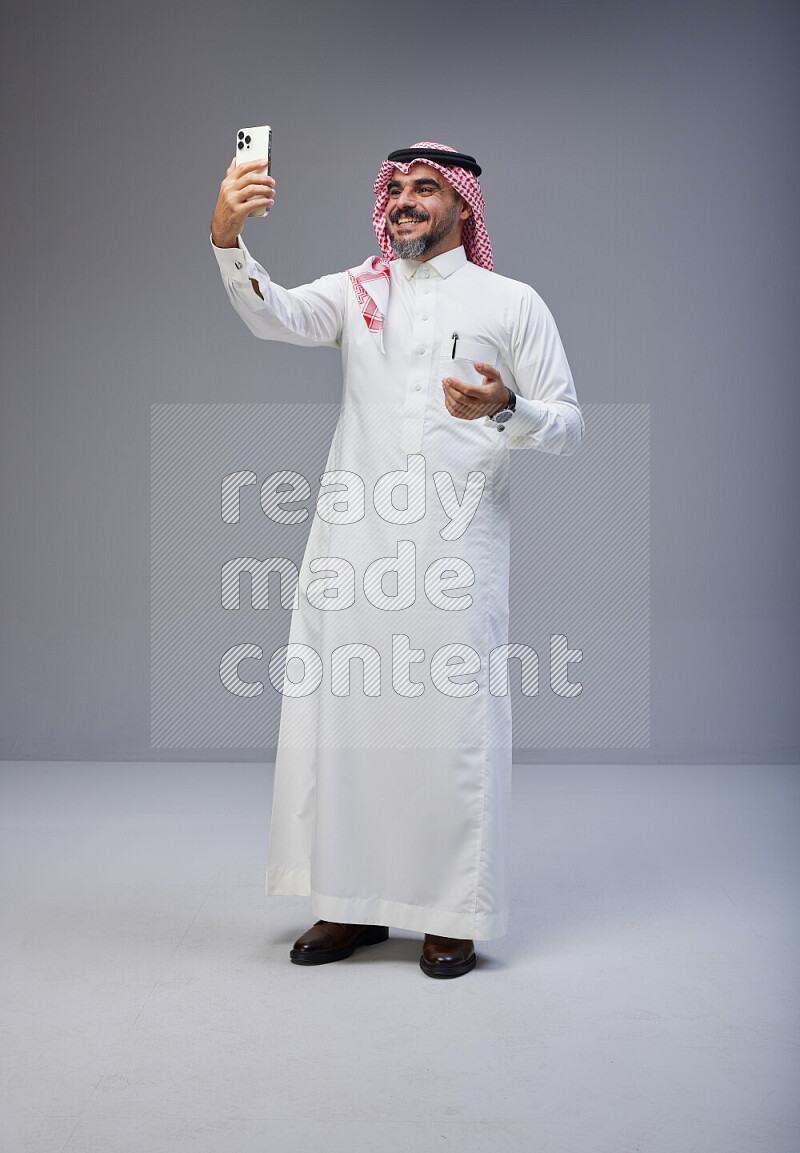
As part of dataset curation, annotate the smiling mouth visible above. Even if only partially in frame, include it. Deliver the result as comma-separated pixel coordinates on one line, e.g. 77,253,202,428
392,214,427,228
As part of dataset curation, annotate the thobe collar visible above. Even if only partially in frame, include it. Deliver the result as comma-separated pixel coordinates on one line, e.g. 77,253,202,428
392,245,467,281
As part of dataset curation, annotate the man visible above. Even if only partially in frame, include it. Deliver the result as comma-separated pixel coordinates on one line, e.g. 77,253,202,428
210,141,583,979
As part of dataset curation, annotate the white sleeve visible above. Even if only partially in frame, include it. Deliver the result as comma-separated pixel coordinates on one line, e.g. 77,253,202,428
210,233,347,349
489,285,584,455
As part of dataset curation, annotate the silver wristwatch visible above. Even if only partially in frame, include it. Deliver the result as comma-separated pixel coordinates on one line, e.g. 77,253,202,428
487,387,517,428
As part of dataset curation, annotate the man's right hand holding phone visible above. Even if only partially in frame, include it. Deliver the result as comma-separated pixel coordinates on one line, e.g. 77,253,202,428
211,157,275,249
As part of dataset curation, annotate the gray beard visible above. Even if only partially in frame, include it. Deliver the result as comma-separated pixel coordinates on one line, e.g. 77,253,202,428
389,233,429,259
387,198,460,260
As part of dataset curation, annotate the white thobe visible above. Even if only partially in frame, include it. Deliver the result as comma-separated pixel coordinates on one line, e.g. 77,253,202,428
211,234,583,940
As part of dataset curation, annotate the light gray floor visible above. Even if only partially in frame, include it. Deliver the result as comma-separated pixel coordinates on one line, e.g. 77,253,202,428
1,761,798,1153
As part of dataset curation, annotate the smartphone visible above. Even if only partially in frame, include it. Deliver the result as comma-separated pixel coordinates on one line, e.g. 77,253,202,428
235,125,272,216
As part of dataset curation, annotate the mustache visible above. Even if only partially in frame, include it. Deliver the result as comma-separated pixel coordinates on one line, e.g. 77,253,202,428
388,208,429,224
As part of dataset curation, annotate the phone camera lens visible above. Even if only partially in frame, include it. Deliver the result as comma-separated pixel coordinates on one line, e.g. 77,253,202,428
238,131,244,140
245,135,251,144
237,141,244,150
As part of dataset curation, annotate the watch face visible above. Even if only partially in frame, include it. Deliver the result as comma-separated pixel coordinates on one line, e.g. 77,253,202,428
496,410,512,422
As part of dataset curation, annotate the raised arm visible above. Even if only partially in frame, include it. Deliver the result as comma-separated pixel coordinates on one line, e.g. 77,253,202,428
211,157,274,254
210,157,346,348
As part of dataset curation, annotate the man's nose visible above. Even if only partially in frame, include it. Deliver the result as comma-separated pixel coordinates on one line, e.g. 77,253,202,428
396,187,418,209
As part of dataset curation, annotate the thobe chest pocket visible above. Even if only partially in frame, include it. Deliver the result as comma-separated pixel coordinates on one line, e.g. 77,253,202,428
440,338,498,386
446,337,497,367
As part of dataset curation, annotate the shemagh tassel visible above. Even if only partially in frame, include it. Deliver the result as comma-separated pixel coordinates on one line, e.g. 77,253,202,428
347,256,391,354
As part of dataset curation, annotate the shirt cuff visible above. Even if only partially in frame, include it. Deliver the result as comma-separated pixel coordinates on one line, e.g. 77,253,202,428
210,233,252,286
483,394,548,435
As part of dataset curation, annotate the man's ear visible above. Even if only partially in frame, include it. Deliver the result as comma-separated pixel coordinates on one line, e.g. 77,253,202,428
458,194,472,221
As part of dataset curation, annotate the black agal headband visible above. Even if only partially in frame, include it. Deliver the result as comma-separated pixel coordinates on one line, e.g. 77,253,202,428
386,147,482,177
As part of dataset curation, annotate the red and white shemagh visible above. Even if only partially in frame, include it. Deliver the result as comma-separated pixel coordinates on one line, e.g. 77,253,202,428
348,142,492,353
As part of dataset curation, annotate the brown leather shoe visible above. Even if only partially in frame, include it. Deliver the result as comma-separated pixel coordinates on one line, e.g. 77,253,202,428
289,920,390,965
420,933,477,978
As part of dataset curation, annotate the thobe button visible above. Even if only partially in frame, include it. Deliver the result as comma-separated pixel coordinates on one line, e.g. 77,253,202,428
415,384,422,391
417,346,426,355
421,314,429,321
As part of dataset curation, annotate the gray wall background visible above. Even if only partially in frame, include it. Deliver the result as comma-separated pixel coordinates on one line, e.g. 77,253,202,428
1,0,797,762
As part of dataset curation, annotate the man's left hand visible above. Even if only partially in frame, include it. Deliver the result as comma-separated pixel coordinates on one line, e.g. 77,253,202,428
442,362,508,420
